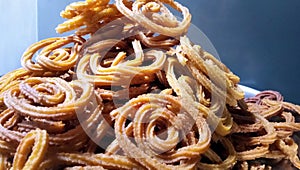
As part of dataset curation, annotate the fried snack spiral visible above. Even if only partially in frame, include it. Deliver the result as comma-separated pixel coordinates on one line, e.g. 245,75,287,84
11,129,49,170
4,77,93,120
229,91,300,169
0,68,31,94
57,1,122,35
276,138,300,168
0,68,32,108
176,36,243,107
2,0,300,169
0,77,93,150
77,102,113,147
61,0,110,19
21,35,85,73
0,109,88,151
165,56,233,136
135,31,180,49
197,135,237,170
245,90,283,104
113,93,211,170
77,39,166,86
234,113,277,160
116,0,191,37
245,91,300,138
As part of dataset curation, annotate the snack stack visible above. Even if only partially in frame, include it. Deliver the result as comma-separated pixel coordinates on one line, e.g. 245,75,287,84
0,0,299,169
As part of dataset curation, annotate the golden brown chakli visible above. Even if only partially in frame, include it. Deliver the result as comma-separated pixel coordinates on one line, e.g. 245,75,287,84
0,0,299,169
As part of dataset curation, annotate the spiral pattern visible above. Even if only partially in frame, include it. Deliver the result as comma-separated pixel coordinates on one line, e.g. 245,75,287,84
4,77,93,120
229,91,300,169
57,1,121,35
21,35,85,73
77,39,166,86
1,0,299,169
113,93,211,169
0,77,93,151
116,0,191,37
176,36,244,107
197,135,237,169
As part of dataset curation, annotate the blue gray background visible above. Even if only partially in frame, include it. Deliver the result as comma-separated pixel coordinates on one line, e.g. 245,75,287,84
1,0,299,103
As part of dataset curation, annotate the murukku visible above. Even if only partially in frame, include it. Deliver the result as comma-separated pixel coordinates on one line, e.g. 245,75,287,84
0,68,31,94
4,77,93,120
61,0,110,19
21,35,85,73
177,36,244,107
276,138,300,169
1,0,300,169
11,129,49,170
77,39,166,86
197,135,237,170
57,2,122,35
116,0,191,36
0,109,88,151
229,91,300,169
165,56,233,136
135,31,180,49
113,93,211,169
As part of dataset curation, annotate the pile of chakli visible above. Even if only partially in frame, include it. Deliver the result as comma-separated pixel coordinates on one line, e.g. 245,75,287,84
0,0,299,169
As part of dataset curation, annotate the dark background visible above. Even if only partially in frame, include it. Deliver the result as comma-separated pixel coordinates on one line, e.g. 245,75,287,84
36,0,300,103
180,0,300,104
